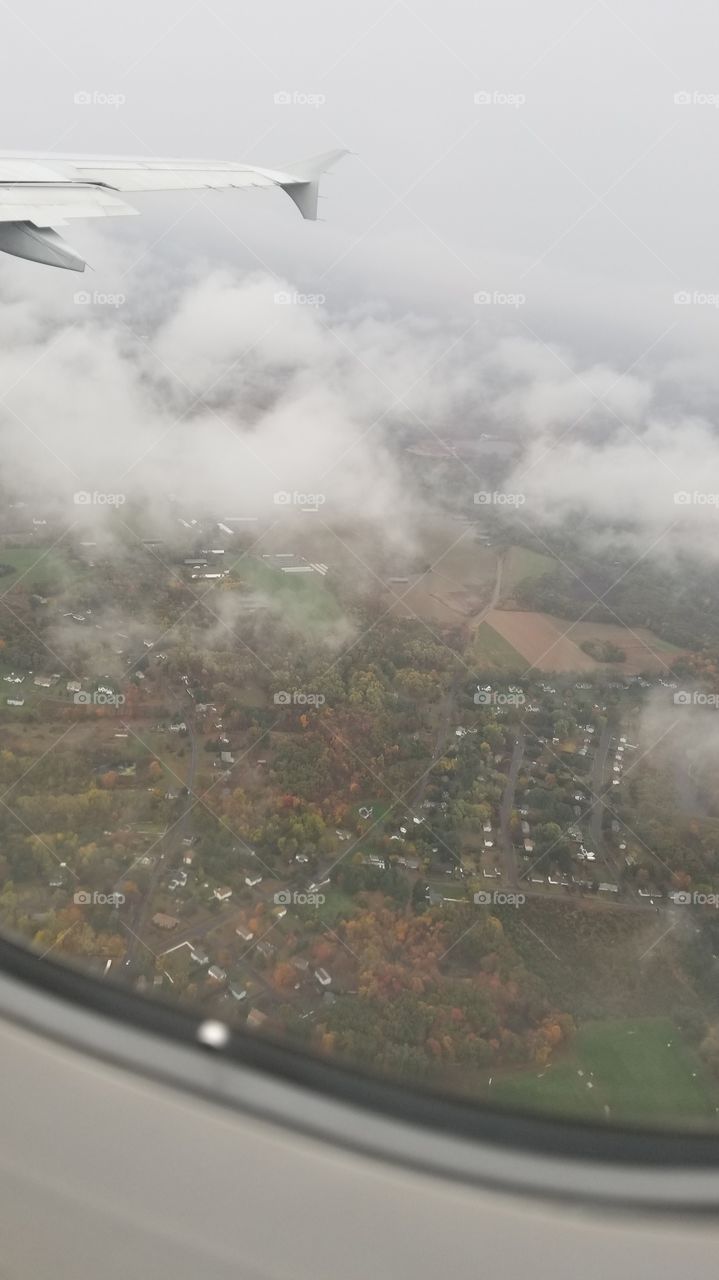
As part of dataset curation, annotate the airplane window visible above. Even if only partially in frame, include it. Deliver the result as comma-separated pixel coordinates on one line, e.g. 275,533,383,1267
2,0,719,1141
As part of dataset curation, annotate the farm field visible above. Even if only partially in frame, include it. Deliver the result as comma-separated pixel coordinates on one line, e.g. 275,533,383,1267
489,1018,719,1126
484,610,684,674
469,620,527,673
385,534,498,624
500,546,557,600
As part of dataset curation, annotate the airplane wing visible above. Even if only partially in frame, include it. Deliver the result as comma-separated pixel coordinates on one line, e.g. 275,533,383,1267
0,148,347,272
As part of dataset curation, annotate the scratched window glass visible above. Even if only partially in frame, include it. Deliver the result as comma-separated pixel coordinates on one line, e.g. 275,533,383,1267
2,0,719,1131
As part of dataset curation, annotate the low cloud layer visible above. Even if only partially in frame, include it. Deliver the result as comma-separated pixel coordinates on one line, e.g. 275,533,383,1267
0,259,718,572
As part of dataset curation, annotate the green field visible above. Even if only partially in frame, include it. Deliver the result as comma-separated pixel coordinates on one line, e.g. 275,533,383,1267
315,887,358,925
230,558,344,630
502,545,557,596
0,546,82,593
470,621,526,673
490,1018,719,1126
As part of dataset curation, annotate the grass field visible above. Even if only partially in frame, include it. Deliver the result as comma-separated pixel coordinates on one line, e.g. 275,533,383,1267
490,1018,719,1125
0,546,82,593
470,621,527,674
232,558,344,630
315,887,358,925
502,546,557,597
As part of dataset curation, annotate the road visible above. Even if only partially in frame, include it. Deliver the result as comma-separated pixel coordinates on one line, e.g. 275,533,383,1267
412,550,507,819
587,721,633,890
468,547,506,630
119,704,199,978
588,722,611,858
406,551,508,874
499,731,525,888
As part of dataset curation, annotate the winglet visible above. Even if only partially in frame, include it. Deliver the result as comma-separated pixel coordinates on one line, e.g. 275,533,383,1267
278,149,348,220
0,222,86,271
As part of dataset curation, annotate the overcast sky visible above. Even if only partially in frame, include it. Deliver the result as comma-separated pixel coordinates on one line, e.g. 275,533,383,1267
2,0,719,353
2,0,719,543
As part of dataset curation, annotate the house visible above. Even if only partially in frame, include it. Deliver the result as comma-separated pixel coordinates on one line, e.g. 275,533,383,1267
213,886,232,902
523,839,534,853
521,821,530,836
66,680,82,694
183,851,195,866
190,948,209,965
314,968,332,987
33,676,53,688
151,913,179,931
292,956,309,973
220,751,235,765
272,905,288,920
255,940,275,958
230,986,247,1001
235,925,254,942
247,1008,268,1029
207,965,226,982
245,874,263,888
